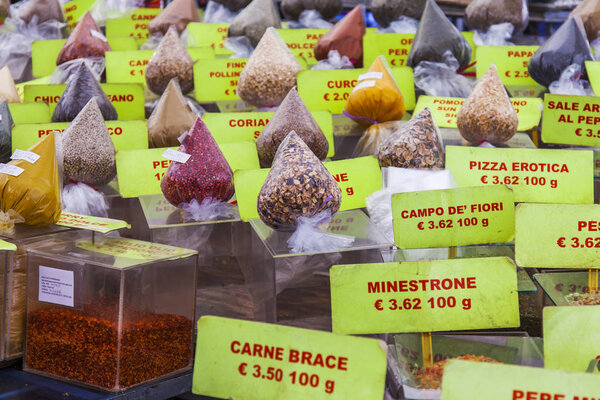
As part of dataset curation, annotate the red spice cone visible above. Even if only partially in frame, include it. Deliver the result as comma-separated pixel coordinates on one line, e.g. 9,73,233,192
57,12,111,65
314,5,365,67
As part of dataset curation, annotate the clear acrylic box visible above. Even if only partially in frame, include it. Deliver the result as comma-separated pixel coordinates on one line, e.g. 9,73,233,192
0,224,72,365
243,209,393,331
23,232,197,392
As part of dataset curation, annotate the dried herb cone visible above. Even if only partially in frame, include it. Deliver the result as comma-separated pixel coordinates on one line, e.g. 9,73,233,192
145,26,194,96
62,97,117,186
465,0,528,32
148,0,200,35
56,12,111,65
457,64,518,144
314,5,365,67
228,0,281,47
377,108,444,169
257,132,341,230
237,28,303,108
161,117,234,207
256,87,328,167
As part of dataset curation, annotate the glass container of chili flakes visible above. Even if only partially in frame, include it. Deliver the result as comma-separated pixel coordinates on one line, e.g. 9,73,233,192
23,232,197,392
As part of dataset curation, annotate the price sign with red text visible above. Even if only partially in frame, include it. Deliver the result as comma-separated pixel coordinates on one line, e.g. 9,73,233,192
541,94,600,147
57,212,130,234
330,257,519,334
441,360,600,400
476,46,538,85
516,203,600,269
63,0,95,29
276,29,328,65
392,186,515,249
192,316,387,400
446,146,594,204
105,8,162,45
194,58,247,102
187,23,231,55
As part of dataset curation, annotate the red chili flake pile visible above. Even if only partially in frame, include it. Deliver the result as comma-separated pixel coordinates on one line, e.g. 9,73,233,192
56,12,111,65
567,290,600,305
415,354,501,389
26,301,193,390
160,117,235,207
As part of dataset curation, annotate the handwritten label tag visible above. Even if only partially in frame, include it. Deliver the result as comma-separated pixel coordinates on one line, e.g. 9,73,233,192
276,28,328,65
24,83,145,120
541,94,600,147
441,359,600,400
0,239,16,251
330,257,519,334
162,148,190,164
57,212,131,234
515,203,600,269
476,46,538,85
12,120,148,152
63,0,96,29
11,149,40,164
413,96,542,131
104,8,162,45
203,111,335,157
194,59,246,102
297,67,415,114
0,164,24,176
187,23,231,55
445,146,594,204
192,316,387,400
392,186,515,249
233,156,382,221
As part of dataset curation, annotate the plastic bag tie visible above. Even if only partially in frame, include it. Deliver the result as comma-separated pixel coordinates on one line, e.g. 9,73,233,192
287,210,355,254
180,198,235,222
0,209,24,235
62,182,109,217
342,110,378,125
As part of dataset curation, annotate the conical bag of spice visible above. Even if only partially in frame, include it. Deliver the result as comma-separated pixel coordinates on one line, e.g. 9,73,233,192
256,87,328,168
281,0,342,21
52,63,118,122
211,0,252,12
148,79,196,148
570,0,600,41
457,64,518,144
227,0,281,47
0,66,21,104
148,0,200,35
237,28,303,108
371,0,426,27
407,0,471,70
0,100,14,163
62,97,117,186
528,17,594,88
344,56,406,126
56,12,111,66
377,108,444,169
161,117,234,208
145,26,194,96
314,5,365,67
0,132,61,226
465,0,528,32
16,0,65,24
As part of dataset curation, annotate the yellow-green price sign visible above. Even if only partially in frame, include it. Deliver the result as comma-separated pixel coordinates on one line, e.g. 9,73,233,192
476,46,538,85
542,94,600,147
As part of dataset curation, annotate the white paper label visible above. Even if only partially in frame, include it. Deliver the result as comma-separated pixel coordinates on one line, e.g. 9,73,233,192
90,29,108,42
38,265,74,307
11,149,40,164
162,148,191,164
0,163,24,176
352,80,377,92
358,72,383,81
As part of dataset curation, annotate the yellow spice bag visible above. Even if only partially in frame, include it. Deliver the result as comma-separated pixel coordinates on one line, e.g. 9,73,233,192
0,132,61,226
344,56,406,126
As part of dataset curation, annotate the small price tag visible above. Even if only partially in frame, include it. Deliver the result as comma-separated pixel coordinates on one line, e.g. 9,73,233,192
192,316,387,400
515,203,600,269
441,360,600,400
187,23,231,55
63,0,96,29
0,163,24,176
297,67,415,114
476,46,538,85
330,257,519,334
57,212,131,234
0,239,16,251
104,8,162,45
275,28,328,65
445,146,594,204
162,148,191,164
193,59,247,102
11,149,40,164
392,186,515,249
541,94,600,147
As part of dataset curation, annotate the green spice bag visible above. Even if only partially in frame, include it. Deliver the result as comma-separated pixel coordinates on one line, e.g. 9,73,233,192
227,0,281,47
0,100,14,163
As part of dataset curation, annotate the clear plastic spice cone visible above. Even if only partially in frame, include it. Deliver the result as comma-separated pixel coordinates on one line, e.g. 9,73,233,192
148,79,196,148
227,0,282,47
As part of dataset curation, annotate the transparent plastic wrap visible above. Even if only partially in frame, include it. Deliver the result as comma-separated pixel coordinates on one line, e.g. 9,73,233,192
281,0,342,21
89,0,139,27
56,12,111,66
287,9,334,29
227,0,281,47
407,0,471,71
465,0,528,32
413,51,475,98
203,0,238,23
257,132,342,231
377,16,419,33
145,25,194,96
528,16,594,88
0,132,61,226
569,0,600,41
180,197,235,222
311,49,353,70
0,66,20,103
148,0,200,35
211,0,252,12
161,117,234,208
49,57,104,84
549,63,595,96
0,100,14,163
473,22,515,46
148,79,196,148
237,27,303,108
256,87,328,167
457,64,518,144
286,210,354,254
62,97,117,187
371,0,426,26
12,0,65,24
344,56,406,126
354,120,402,158
314,5,365,67
51,63,117,122
223,36,254,59
377,107,444,169
61,182,109,217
